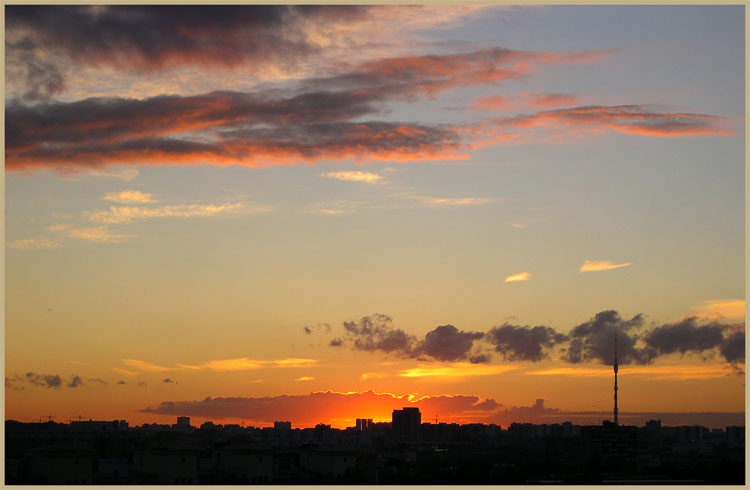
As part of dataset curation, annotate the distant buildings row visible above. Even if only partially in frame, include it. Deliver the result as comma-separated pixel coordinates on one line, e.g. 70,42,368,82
5,408,745,484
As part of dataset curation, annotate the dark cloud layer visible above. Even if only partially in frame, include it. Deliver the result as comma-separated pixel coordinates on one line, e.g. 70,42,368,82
336,314,486,362
485,324,568,362
141,391,743,429
6,6,369,72
25,372,62,388
325,310,744,371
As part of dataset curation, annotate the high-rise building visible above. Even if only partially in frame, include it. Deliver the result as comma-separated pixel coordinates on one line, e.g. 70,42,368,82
356,418,372,431
176,416,191,428
392,407,421,438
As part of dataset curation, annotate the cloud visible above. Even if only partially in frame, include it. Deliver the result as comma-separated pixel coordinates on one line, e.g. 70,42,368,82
87,377,107,385
121,359,173,372
504,272,531,282
142,389,503,426
5,375,25,391
103,190,155,203
323,309,744,371
525,92,580,108
644,317,725,356
117,380,126,385
48,224,124,243
86,202,260,224
415,325,485,362
137,381,148,387
7,238,61,250
67,375,84,388
340,314,418,357
296,376,315,381
124,357,317,373
5,45,616,174
468,95,515,111
5,6,495,100
580,260,632,272
562,310,655,365
320,170,382,183
691,299,745,320
26,372,63,388
304,323,331,335
485,323,568,362
398,363,519,379
488,105,732,142
162,378,176,384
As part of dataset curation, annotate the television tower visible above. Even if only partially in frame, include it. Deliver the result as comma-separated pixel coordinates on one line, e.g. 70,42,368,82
613,330,619,427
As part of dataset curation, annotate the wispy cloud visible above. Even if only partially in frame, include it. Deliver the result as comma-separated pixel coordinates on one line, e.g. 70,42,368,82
320,170,383,184
504,272,531,282
7,238,61,250
120,359,173,372
388,193,493,208
87,202,264,224
468,95,515,111
103,190,155,203
48,224,124,243
304,200,360,215
361,372,387,380
398,363,519,379
296,376,315,381
690,299,745,320
579,260,632,272
123,357,317,373
507,223,526,229
525,92,581,108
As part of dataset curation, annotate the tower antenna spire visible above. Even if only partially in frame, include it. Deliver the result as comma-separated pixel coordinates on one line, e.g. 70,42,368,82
614,329,619,427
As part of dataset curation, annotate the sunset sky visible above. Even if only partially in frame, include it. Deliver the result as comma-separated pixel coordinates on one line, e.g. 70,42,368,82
4,5,745,429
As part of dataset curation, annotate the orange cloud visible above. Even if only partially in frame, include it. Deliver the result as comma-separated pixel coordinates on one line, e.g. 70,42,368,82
525,92,581,108
504,272,531,282
7,238,61,250
103,190,155,203
579,260,632,272
468,95,515,111
398,363,519,379
690,299,745,320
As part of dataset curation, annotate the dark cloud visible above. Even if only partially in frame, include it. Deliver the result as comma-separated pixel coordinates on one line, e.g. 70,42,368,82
117,380,126,385
26,372,62,388
492,105,730,139
88,377,107,385
469,353,492,364
5,375,25,391
644,317,725,355
485,323,568,362
5,6,369,72
142,390,501,426
563,310,655,365
342,314,417,357
5,91,464,172
67,375,84,388
325,310,743,371
162,378,175,384
304,323,331,335
329,338,343,347
719,328,745,370
415,324,484,362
